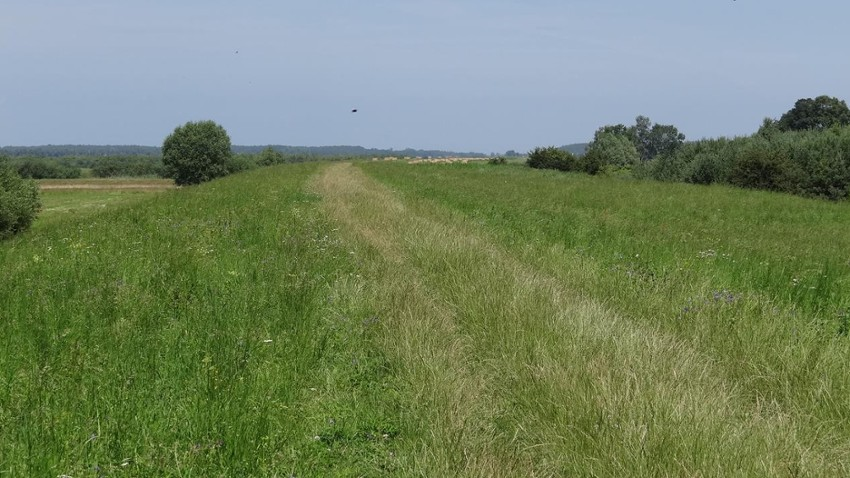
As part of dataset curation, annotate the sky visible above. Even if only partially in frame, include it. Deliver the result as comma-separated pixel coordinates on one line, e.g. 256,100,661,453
1,1,849,153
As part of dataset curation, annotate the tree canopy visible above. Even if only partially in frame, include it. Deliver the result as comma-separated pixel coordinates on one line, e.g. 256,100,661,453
162,121,232,186
591,116,684,162
777,95,850,132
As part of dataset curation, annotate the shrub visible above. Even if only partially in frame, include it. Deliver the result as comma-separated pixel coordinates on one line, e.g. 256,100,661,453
683,152,725,185
225,154,259,175
16,159,82,179
488,156,507,165
92,157,164,178
162,120,232,186
527,146,579,172
257,147,286,166
729,147,798,193
0,163,41,240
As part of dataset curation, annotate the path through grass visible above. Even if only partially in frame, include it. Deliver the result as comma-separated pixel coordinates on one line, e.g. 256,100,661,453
3,161,849,476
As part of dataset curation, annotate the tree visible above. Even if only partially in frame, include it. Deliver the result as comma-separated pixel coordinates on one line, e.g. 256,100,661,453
777,95,850,132
632,116,685,161
585,131,640,168
162,121,232,185
592,117,684,162
0,161,41,240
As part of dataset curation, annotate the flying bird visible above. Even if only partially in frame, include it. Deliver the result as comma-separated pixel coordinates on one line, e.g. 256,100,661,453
351,109,358,113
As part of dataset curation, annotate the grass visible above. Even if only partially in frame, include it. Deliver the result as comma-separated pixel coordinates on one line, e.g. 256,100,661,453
355,161,850,474
36,178,176,226
1,165,398,476
2,161,850,476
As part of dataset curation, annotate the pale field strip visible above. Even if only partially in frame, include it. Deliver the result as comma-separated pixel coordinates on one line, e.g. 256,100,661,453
369,156,492,164
38,178,176,190
313,162,844,476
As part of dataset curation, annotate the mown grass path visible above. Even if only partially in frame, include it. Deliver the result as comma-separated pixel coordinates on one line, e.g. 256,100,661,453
316,162,850,476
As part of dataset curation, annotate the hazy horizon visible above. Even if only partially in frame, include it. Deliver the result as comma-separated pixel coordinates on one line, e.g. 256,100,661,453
3,1,849,153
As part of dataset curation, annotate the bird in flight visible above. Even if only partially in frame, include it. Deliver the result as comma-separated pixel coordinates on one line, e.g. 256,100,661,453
351,109,358,113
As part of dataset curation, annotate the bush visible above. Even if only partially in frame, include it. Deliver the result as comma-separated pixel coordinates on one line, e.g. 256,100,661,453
225,154,259,175
683,152,725,185
16,159,82,179
257,147,286,166
92,156,164,178
527,146,580,172
0,163,41,240
580,149,604,175
488,156,507,165
162,120,232,186
729,147,798,193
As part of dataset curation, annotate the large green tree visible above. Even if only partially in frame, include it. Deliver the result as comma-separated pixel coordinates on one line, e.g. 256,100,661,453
586,131,640,168
162,120,232,186
777,95,850,132
591,116,685,162
632,115,685,161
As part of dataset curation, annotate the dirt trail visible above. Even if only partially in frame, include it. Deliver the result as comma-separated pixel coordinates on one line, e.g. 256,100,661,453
312,162,823,476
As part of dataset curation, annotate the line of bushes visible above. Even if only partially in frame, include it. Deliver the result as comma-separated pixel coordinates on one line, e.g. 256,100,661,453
639,125,850,200
529,98,850,201
527,146,603,175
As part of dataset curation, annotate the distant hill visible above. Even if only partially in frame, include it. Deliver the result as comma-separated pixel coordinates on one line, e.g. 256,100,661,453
560,143,589,156
0,144,485,158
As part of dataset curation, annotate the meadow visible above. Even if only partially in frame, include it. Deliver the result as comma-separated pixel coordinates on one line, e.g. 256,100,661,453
1,161,849,476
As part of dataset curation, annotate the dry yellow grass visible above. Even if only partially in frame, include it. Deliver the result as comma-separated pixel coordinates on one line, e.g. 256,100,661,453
38,178,176,190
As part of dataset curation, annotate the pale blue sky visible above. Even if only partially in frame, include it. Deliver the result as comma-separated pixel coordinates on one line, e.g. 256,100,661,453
1,1,848,153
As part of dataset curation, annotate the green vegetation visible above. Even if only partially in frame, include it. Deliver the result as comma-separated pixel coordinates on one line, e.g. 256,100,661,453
644,124,850,199
534,97,850,201
15,159,83,179
355,161,850,475
3,160,849,475
526,146,579,171
0,164,397,476
36,179,174,226
777,95,850,132
162,121,233,186
0,162,41,239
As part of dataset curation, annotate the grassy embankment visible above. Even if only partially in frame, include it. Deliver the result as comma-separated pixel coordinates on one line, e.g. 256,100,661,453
1,165,398,476
2,161,849,476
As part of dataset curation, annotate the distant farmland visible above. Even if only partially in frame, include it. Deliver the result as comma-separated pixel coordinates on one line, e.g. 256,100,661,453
2,161,849,476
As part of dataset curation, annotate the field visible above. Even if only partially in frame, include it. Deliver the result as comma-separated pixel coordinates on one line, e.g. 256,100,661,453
35,178,175,226
2,162,849,476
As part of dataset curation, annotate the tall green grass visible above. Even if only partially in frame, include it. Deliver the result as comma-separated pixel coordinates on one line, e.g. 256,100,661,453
356,161,850,474
5,159,850,475
0,164,398,476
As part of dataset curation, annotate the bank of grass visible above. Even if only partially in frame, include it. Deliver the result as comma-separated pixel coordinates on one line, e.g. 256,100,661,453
5,159,850,476
0,164,399,476
355,160,850,474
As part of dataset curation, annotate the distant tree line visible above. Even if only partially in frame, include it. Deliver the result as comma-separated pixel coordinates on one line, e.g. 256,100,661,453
0,144,485,159
528,95,850,201
0,145,161,157
5,156,164,179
